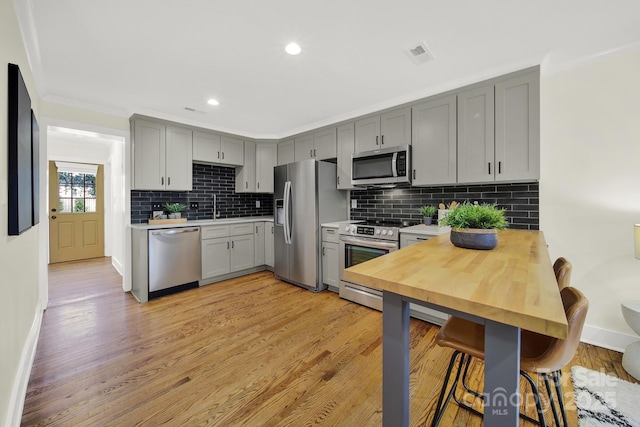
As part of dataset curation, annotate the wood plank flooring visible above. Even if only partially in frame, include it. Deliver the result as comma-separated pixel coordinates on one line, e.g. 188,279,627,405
22,258,636,426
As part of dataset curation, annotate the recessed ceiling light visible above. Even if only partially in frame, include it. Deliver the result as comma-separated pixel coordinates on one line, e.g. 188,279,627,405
207,98,220,106
285,42,301,55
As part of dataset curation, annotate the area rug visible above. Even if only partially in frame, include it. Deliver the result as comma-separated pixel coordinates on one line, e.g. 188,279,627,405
571,365,640,426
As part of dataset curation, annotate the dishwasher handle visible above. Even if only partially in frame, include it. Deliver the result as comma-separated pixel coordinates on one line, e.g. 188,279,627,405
151,227,200,236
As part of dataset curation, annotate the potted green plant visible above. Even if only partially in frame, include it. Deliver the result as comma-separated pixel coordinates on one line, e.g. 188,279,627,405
164,202,187,219
419,205,437,225
438,202,508,250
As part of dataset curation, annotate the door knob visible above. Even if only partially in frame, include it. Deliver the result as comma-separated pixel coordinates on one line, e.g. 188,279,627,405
51,208,57,212
51,215,57,219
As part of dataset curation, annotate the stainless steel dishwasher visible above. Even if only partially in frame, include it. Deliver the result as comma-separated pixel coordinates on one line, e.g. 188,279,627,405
148,227,201,298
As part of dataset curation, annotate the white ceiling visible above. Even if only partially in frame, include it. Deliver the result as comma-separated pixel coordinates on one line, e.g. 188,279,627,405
20,0,640,139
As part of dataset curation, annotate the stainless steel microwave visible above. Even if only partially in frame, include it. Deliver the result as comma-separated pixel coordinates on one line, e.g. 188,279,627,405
351,145,411,187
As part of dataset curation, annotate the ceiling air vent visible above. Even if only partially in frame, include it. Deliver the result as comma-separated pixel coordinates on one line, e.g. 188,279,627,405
405,41,435,65
184,106,206,114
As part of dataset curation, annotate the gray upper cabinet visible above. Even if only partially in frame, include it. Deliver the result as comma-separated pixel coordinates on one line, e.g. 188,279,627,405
457,68,540,184
235,141,256,192
294,134,314,161
411,95,457,186
355,107,411,152
278,138,295,165
256,143,277,193
337,123,355,189
165,126,193,191
193,131,244,167
457,85,495,183
494,72,540,182
294,128,337,161
132,118,193,191
354,116,380,152
313,128,337,160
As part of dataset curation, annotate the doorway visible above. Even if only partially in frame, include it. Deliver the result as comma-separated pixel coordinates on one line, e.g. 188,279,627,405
48,161,105,263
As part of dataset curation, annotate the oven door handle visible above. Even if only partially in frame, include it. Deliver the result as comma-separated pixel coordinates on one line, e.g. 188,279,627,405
340,236,398,251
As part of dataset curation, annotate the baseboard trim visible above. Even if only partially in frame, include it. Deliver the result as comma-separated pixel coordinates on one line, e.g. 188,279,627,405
111,256,124,277
581,324,637,353
6,302,43,427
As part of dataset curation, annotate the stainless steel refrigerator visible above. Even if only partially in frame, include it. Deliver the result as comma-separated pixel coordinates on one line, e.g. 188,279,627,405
274,159,347,291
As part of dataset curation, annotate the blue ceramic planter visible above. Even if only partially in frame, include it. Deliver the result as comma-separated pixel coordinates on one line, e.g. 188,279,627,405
450,228,498,250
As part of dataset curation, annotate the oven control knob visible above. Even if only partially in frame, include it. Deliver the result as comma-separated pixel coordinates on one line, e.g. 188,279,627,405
344,226,350,232
381,229,388,236
350,225,356,232
388,230,394,236
376,229,381,235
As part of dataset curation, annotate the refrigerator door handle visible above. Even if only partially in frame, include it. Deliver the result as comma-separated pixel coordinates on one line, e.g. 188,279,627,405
283,181,292,244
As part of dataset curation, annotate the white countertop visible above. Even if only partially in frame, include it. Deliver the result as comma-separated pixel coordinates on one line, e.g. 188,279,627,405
400,224,450,236
321,220,363,228
130,216,273,230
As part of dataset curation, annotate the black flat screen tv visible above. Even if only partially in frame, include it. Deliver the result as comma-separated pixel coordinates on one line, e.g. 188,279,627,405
7,63,33,235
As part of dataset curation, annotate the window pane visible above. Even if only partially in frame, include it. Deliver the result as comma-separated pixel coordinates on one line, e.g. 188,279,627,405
59,199,72,213
85,199,96,213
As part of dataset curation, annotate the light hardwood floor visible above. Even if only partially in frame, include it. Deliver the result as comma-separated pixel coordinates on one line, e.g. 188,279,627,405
22,258,636,426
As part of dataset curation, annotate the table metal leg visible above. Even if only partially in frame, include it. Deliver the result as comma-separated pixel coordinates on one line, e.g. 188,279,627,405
382,291,410,427
484,320,521,427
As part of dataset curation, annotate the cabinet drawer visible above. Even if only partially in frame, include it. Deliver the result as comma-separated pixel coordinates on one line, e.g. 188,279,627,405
322,227,339,243
201,225,230,240
230,223,254,236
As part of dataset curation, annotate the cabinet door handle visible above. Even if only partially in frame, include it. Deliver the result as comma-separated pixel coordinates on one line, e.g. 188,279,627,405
381,135,384,145
313,149,316,157
256,226,258,233
322,247,325,256
413,170,416,180
227,241,230,250
498,161,502,174
232,241,235,249
168,177,171,186
375,135,379,145
337,176,340,185
161,177,164,186
310,149,313,158
488,162,491,175
218,151,220,159
222,152,225,160
245,181,248,189
257,182,260,190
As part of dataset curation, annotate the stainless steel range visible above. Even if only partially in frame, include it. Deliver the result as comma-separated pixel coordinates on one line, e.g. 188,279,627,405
339,219,414,310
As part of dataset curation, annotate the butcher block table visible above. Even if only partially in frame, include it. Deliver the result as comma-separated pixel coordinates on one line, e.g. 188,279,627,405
343,229,568,427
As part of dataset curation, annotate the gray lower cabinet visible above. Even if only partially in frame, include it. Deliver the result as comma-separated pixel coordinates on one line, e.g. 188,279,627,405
321,226,340,291
201,223,255,281
399,232,447,325
400,233,434,248
265,222,274,268
457,68,540,183
202,237,231,278
254,222,265,266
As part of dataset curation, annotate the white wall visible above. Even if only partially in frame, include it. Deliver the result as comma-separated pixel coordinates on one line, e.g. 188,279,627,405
0,1,42,425
540,49,640,351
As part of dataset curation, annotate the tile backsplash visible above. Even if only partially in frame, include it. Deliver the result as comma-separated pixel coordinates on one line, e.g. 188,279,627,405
130,163,273,224
350,182,539,230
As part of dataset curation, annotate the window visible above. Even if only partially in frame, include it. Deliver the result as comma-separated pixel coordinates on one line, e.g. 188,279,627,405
56,162,98,213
